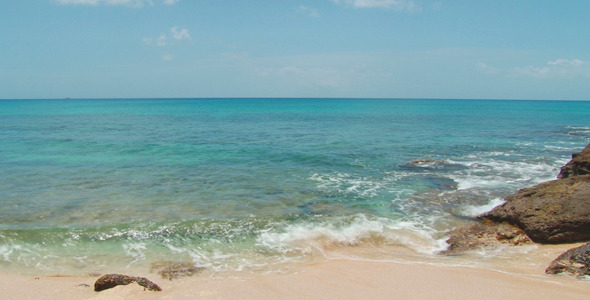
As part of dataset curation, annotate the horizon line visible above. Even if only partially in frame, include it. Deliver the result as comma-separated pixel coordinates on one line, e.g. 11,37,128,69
2,97,590,102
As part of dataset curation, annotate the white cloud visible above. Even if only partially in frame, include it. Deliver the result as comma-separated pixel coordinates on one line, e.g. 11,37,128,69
143,26,189,61
331,0,421,12
478,58,588,79
298,6,320,18
55,0,151,7
259,65,345,88
476,62,499,74
170,26,190,41
54,0,177,7
547,58,584,67
513,65,551,78
220,52,392,93
143,34,167,46
156,34,167,46
513,59,588,78
144,26,189,47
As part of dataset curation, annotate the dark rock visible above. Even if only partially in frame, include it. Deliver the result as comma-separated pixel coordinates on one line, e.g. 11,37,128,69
442,220,532,255
151,261,205,280
94,274,162,292
546,242,590,277
558,143,590,179
480,175,590,243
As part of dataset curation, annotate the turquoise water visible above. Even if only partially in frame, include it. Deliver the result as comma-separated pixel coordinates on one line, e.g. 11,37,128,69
1,98,589,274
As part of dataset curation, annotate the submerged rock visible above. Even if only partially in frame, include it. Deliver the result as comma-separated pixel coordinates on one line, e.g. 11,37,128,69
558,143,590,179
480,175,590,243
546,242,590,277
401,159,467,171
442,220,532,255
94,274,162,292
151,261,205,280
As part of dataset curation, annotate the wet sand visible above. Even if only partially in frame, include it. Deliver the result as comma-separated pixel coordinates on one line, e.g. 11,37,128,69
2,245,589,300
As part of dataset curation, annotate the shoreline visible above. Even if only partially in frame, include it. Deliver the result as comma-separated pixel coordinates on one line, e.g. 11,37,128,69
2,244,589,299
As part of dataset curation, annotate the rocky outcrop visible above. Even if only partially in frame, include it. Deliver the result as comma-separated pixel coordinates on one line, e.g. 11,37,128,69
444,143,590,254
442,220,532,255
558,143,590,179
94,274,162,292
480,175,590,244
546,242,590,277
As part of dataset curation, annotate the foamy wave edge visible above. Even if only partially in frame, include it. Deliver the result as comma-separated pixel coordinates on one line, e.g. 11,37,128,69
256,214,449,256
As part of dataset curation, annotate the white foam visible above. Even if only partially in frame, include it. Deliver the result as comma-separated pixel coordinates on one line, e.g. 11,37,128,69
448,157,560,191
256,214,448,256
566,126,590,136
122,242,146,267
0,244,16,262
461,198,505,217
566,126,590,129
310,172,403,198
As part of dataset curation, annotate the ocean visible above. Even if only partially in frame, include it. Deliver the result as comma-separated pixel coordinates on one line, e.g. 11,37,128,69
1,98,589,275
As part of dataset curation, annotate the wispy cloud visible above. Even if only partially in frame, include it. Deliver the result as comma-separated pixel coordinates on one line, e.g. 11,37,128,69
547,58,584,67
331,0,421,12
476,62,500,74
513,59,588,78
143,26,190,60
143,33,167,46
143,26,190,46
477,59,589,79
54,0,178,7
259,65,346,88
220,52,393,94
156,33,167,46
298,6,320,18
170,26,191,41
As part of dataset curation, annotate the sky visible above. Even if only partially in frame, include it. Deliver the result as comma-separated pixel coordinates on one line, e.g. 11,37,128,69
1,0,589,100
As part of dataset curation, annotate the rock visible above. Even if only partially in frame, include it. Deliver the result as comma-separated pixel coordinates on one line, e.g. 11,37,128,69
546,242,590,277
480,175,590,243
442,220,532,255
94,274,162,292
558,143,590,179
401,159,467,171
151,261,205,280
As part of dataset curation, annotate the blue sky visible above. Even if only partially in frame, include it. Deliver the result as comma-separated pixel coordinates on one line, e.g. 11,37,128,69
1,0,589,100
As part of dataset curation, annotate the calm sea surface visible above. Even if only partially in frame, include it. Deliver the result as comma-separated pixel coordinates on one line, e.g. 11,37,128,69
1,98,589,274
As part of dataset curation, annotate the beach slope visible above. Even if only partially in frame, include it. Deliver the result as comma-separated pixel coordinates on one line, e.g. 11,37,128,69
3,258,589,300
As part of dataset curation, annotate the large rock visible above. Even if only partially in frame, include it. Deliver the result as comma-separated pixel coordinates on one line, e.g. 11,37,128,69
442,220,532,255
480,175,590,243
94,274,162,292
546,242,590,277
558,143,590,179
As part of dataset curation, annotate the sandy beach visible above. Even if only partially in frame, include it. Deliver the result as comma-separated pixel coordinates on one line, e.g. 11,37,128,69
2,244,589,300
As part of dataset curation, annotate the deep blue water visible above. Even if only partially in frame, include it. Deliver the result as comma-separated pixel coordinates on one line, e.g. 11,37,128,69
1,98,589,274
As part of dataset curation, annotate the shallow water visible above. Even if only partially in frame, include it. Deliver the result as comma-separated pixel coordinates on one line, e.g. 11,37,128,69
1,98,589,274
